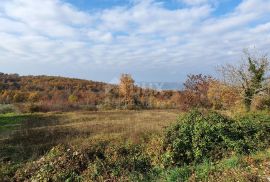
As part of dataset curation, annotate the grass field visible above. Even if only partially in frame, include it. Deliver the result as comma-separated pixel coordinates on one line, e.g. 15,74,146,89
0,110,179,163
1,110,270,181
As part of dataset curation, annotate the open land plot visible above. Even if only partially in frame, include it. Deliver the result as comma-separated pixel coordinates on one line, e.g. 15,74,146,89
0,110,179,162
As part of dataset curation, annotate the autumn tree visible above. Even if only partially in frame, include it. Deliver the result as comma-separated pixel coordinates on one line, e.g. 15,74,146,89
180,74,212,110
28,92,40,103
119,74,135,108
13,91,27,103
219,50,269,111
207,80,241,110
68,94,78,103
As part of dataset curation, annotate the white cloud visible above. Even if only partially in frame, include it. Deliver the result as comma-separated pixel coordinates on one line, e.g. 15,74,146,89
180,0,209,5
0,0,269,82
2,0,91,38
236,0,270,13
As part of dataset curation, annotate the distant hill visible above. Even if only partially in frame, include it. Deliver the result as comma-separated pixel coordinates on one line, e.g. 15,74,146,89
0,73,110,92
0,73,180,112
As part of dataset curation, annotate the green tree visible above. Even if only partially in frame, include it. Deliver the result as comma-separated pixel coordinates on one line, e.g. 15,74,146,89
219,50,269,111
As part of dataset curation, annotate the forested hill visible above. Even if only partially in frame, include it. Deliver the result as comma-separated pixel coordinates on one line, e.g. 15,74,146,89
0,73,113,107
0,73,179,111
0,73,109,92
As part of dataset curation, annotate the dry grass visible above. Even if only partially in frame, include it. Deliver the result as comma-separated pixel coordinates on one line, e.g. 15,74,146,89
0,109,179,162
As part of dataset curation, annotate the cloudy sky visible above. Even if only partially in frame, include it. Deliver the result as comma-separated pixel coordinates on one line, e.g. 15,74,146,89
0,0,270,83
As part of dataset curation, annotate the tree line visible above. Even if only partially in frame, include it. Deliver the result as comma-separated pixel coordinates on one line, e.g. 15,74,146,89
113,50,270,112
0,50,269,112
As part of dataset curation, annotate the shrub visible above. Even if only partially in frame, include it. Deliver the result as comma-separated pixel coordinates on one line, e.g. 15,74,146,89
228,112,270,153
14,145,88,181
144,135,164,167
163,110,232,165
0,163,21,182
0,104,17,114
163,110,270,166
25,103,41,113
15,140,152,181
83,142,152,181
252,95,270,110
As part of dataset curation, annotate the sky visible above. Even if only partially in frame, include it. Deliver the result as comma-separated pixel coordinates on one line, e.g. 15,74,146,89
0,0,270,83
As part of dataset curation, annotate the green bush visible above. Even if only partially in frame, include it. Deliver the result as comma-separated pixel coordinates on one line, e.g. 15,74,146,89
163,110,270,166
228,113,270,153
0,104,17,114
163,110,232,165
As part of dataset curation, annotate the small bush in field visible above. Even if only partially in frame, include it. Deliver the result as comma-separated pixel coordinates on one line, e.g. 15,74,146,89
0,104,17,114
163,110,270,166
25,103,41,113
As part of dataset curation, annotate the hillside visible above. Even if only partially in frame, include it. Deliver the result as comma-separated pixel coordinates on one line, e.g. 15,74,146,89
0,73,109,92
0,73,180,112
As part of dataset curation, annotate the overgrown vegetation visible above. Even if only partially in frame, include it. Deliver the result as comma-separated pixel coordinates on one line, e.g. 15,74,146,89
163,110,270,166
0,110,269,181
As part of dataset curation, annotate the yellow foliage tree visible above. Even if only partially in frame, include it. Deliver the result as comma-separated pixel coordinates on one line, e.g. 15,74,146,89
119,74,135,108
207,80,241,110
28,92,40,103
68,94,78,103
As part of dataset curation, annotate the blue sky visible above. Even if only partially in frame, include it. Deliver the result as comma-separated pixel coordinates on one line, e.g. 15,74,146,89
0,0,269,83
65,0,241,14
65,0,132,11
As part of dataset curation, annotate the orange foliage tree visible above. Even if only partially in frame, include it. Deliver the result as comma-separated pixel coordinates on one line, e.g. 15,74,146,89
207,80,241,110
119,74,135,108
